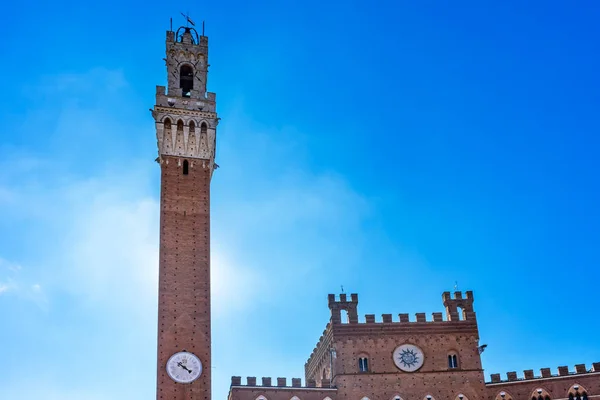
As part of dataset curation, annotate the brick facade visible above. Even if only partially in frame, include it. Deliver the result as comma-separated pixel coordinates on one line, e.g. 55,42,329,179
228,293,599,400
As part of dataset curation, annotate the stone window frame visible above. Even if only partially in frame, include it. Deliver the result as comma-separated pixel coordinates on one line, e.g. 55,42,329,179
531,388,551,400
447,351,460,369
495,390,514,400
568,384,589,400
358,356,369,372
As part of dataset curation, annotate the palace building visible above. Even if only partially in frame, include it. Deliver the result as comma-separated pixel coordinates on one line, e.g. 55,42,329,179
151,22,599,400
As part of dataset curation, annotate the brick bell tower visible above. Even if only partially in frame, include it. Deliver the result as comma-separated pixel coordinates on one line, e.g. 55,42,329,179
152,21,219,400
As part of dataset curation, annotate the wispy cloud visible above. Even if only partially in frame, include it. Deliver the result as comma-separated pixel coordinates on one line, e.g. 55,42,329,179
0,67,371,400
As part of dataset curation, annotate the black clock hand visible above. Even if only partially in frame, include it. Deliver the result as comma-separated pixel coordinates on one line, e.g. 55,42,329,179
177,362,193,373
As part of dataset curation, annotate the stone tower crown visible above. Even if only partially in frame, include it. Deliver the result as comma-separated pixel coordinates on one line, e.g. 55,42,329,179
152,24,219,171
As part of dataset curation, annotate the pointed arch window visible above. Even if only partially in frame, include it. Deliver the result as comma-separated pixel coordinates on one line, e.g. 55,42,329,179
568,385,588,400
531,388,551,400
164,117,172,130
495,391,513,400
180,65,194,97
358,357,369,372
448,352,459,369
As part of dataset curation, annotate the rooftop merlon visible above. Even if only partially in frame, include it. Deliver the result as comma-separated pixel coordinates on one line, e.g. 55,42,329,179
487,363,600,384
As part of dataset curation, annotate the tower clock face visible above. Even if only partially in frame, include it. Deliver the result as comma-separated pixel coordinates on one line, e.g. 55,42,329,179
166,351,203,383
393,344,424,372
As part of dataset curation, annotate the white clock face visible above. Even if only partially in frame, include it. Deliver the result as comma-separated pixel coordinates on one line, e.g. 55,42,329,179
393,344,424,372
166,351,202,383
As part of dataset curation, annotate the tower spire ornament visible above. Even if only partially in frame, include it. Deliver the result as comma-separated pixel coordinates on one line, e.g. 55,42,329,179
152,19,218,400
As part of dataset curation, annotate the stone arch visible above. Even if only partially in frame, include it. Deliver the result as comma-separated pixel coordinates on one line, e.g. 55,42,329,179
390,394,404,400
568,384,588,400
162,117,173,153
448,350,460,369
531,388,551,400
454,394,469,400
494,390,514,400
255,396,268,400
361,397,371,400
175,119,185,155
423,395,436,400
180,64,193,97
290,396,300,400
357,351,370,373
187,120,197,156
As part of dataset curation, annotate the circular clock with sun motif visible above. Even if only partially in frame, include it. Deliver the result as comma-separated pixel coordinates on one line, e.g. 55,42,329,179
166,351,203,383
393,344,424,372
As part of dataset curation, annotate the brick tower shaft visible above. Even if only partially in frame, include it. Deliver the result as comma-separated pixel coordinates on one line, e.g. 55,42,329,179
152,24,218,400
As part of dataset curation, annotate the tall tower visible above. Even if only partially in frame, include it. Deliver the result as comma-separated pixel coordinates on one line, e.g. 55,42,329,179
152,23,218,400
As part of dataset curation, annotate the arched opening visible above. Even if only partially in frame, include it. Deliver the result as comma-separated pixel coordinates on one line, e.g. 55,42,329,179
180,65,194,97
495,391,513,400
290,396,300,400
424,395,436,400
183,160,189,175
189,120,196,133
255,396,267,400
391,395,404,400
568,385,588,400
164,117,172,130
456,306,464,320
448,352,459,369
531,388,551,400
177,120,184,132
340,309,349,323
201,122,207,134
455,395,468,400
358,357,369,372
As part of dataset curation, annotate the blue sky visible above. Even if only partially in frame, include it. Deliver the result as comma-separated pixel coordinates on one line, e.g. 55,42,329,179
1,1,599,399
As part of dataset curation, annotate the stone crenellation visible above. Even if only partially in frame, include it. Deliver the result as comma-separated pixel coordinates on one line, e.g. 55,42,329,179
230,376,337,389
327,291,476,324
489,362,600,383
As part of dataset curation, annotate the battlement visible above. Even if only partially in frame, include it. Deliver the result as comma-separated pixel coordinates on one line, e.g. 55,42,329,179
230,376,337,389
328,291,476,325
488,362,600,384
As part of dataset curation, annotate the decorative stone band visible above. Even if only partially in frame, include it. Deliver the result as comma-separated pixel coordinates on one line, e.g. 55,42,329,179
154,108,218,164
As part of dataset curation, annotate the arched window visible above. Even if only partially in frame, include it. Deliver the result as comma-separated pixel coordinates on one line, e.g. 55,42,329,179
255,396,267,400
177,120,184,132
568,384,588,400
455,395,468,400
358,357,369,372
495,391,513,400
290,396,300,400
448,352,459,369
391,395,404,400
361,397,370,400
340,309,349,323
201,122,207,135
531,388,551,400
189,120,195,134
180,65,194,97
183,160,189,175
424,395,436,400
164,117,172,130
